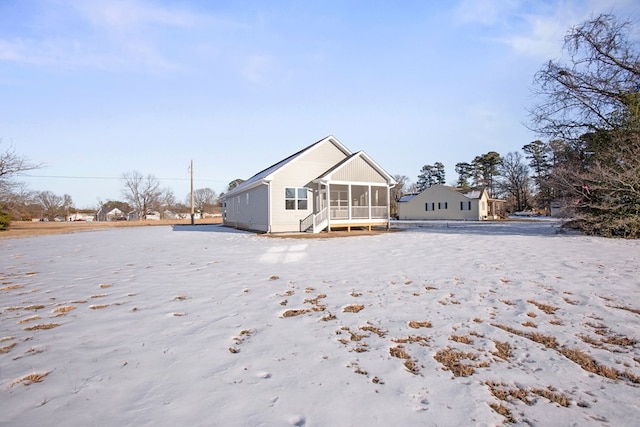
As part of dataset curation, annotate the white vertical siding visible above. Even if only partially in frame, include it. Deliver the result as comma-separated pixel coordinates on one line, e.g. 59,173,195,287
269,141,348,232
397,185,487,221
223,184,270,232
332,156,387,183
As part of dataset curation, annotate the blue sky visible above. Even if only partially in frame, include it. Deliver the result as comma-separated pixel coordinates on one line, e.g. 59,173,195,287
1,0,638,208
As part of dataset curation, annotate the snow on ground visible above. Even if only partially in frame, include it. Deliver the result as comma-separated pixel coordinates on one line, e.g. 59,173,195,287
1,221,639,426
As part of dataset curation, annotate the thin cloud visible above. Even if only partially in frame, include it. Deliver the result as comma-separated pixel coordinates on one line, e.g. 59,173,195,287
454,0,637,59
0,0,242,73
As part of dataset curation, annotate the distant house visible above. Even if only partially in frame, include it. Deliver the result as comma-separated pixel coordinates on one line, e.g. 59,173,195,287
97,207,125,221
127,211,161,221
397,184,504,221
67,212,95,222
222,135,397,233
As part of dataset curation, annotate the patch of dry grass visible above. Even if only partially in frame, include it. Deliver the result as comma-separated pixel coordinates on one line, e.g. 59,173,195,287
433,348,477,377
489,402,515,423
7,304,45,311
389,345,420,374
343,304,364,313
10,371,51,387
491,323,558,349
521,321,537,328
361,325,386,338
52,305,76,314
558,347,640,382
1,284,23,291
492,340,512,361
89,304,109,310
530,387,570,407
392,335,430,346
282,308,309,317
408,320,432,329
18,315,40,324
0,342,17,354
389,345,411,359
24,323,59,331
611,305,640,315
486,381,570,409
320,313,336,321
527,299,559,314
449,335,473,345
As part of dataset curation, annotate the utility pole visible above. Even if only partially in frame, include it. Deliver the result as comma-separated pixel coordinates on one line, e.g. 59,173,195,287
190,159,195,225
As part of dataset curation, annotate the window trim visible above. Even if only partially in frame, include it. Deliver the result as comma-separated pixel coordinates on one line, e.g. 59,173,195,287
285,187,309,210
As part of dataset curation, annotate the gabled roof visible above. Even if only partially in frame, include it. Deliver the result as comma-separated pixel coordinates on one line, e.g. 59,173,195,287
397,185,487,202
397,194,418,203
315,151,397,185
224,135,351,198
456,187,489,199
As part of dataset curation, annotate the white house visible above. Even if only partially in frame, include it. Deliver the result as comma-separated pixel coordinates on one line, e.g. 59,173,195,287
222,136,397,233
397,184,503,221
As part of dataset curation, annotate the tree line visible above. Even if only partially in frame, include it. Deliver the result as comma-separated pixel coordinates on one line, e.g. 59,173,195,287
2,14,638,237
391,14,639,237
0,163,221,227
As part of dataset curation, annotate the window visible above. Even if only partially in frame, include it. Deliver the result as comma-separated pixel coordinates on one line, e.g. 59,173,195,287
425,202,435,211
246,193,249,204
438,202,448,209
285,187,308,210
460,201,471,210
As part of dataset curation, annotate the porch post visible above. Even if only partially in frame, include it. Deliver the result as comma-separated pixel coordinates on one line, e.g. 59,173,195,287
387,184,391,230
348,184,352,221
368,184,372,220
327,182,331,232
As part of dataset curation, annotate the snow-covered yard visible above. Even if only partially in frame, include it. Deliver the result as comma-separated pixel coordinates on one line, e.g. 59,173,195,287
1,221,639,426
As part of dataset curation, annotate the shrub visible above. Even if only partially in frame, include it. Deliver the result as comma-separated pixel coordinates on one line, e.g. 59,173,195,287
0,208,11,231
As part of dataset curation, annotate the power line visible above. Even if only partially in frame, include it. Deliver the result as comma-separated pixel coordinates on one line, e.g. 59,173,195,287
22,174,227,183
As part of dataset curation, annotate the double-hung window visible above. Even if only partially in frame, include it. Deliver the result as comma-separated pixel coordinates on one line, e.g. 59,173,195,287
285,187,308,210
438,202,448,209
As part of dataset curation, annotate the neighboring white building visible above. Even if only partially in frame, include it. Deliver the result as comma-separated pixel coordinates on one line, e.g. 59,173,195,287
127,211,161,221
397,184,503,221
222,135,397,233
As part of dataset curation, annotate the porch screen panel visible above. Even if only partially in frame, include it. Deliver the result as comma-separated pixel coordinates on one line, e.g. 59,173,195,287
371,185,388,218
351,185,369,219
330,185,349,219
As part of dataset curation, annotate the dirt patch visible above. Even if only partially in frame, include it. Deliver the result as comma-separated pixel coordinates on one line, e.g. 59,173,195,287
0,218,222,239
262,228,401,239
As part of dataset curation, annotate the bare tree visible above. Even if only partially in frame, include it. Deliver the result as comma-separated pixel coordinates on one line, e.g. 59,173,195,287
36,190,64,220
121,171,162,220
187,188,218,218
497,152,532,212
530,15,640,140
157,188,176,218
390,175,409,218
529,14,640,237
0,141,40,184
